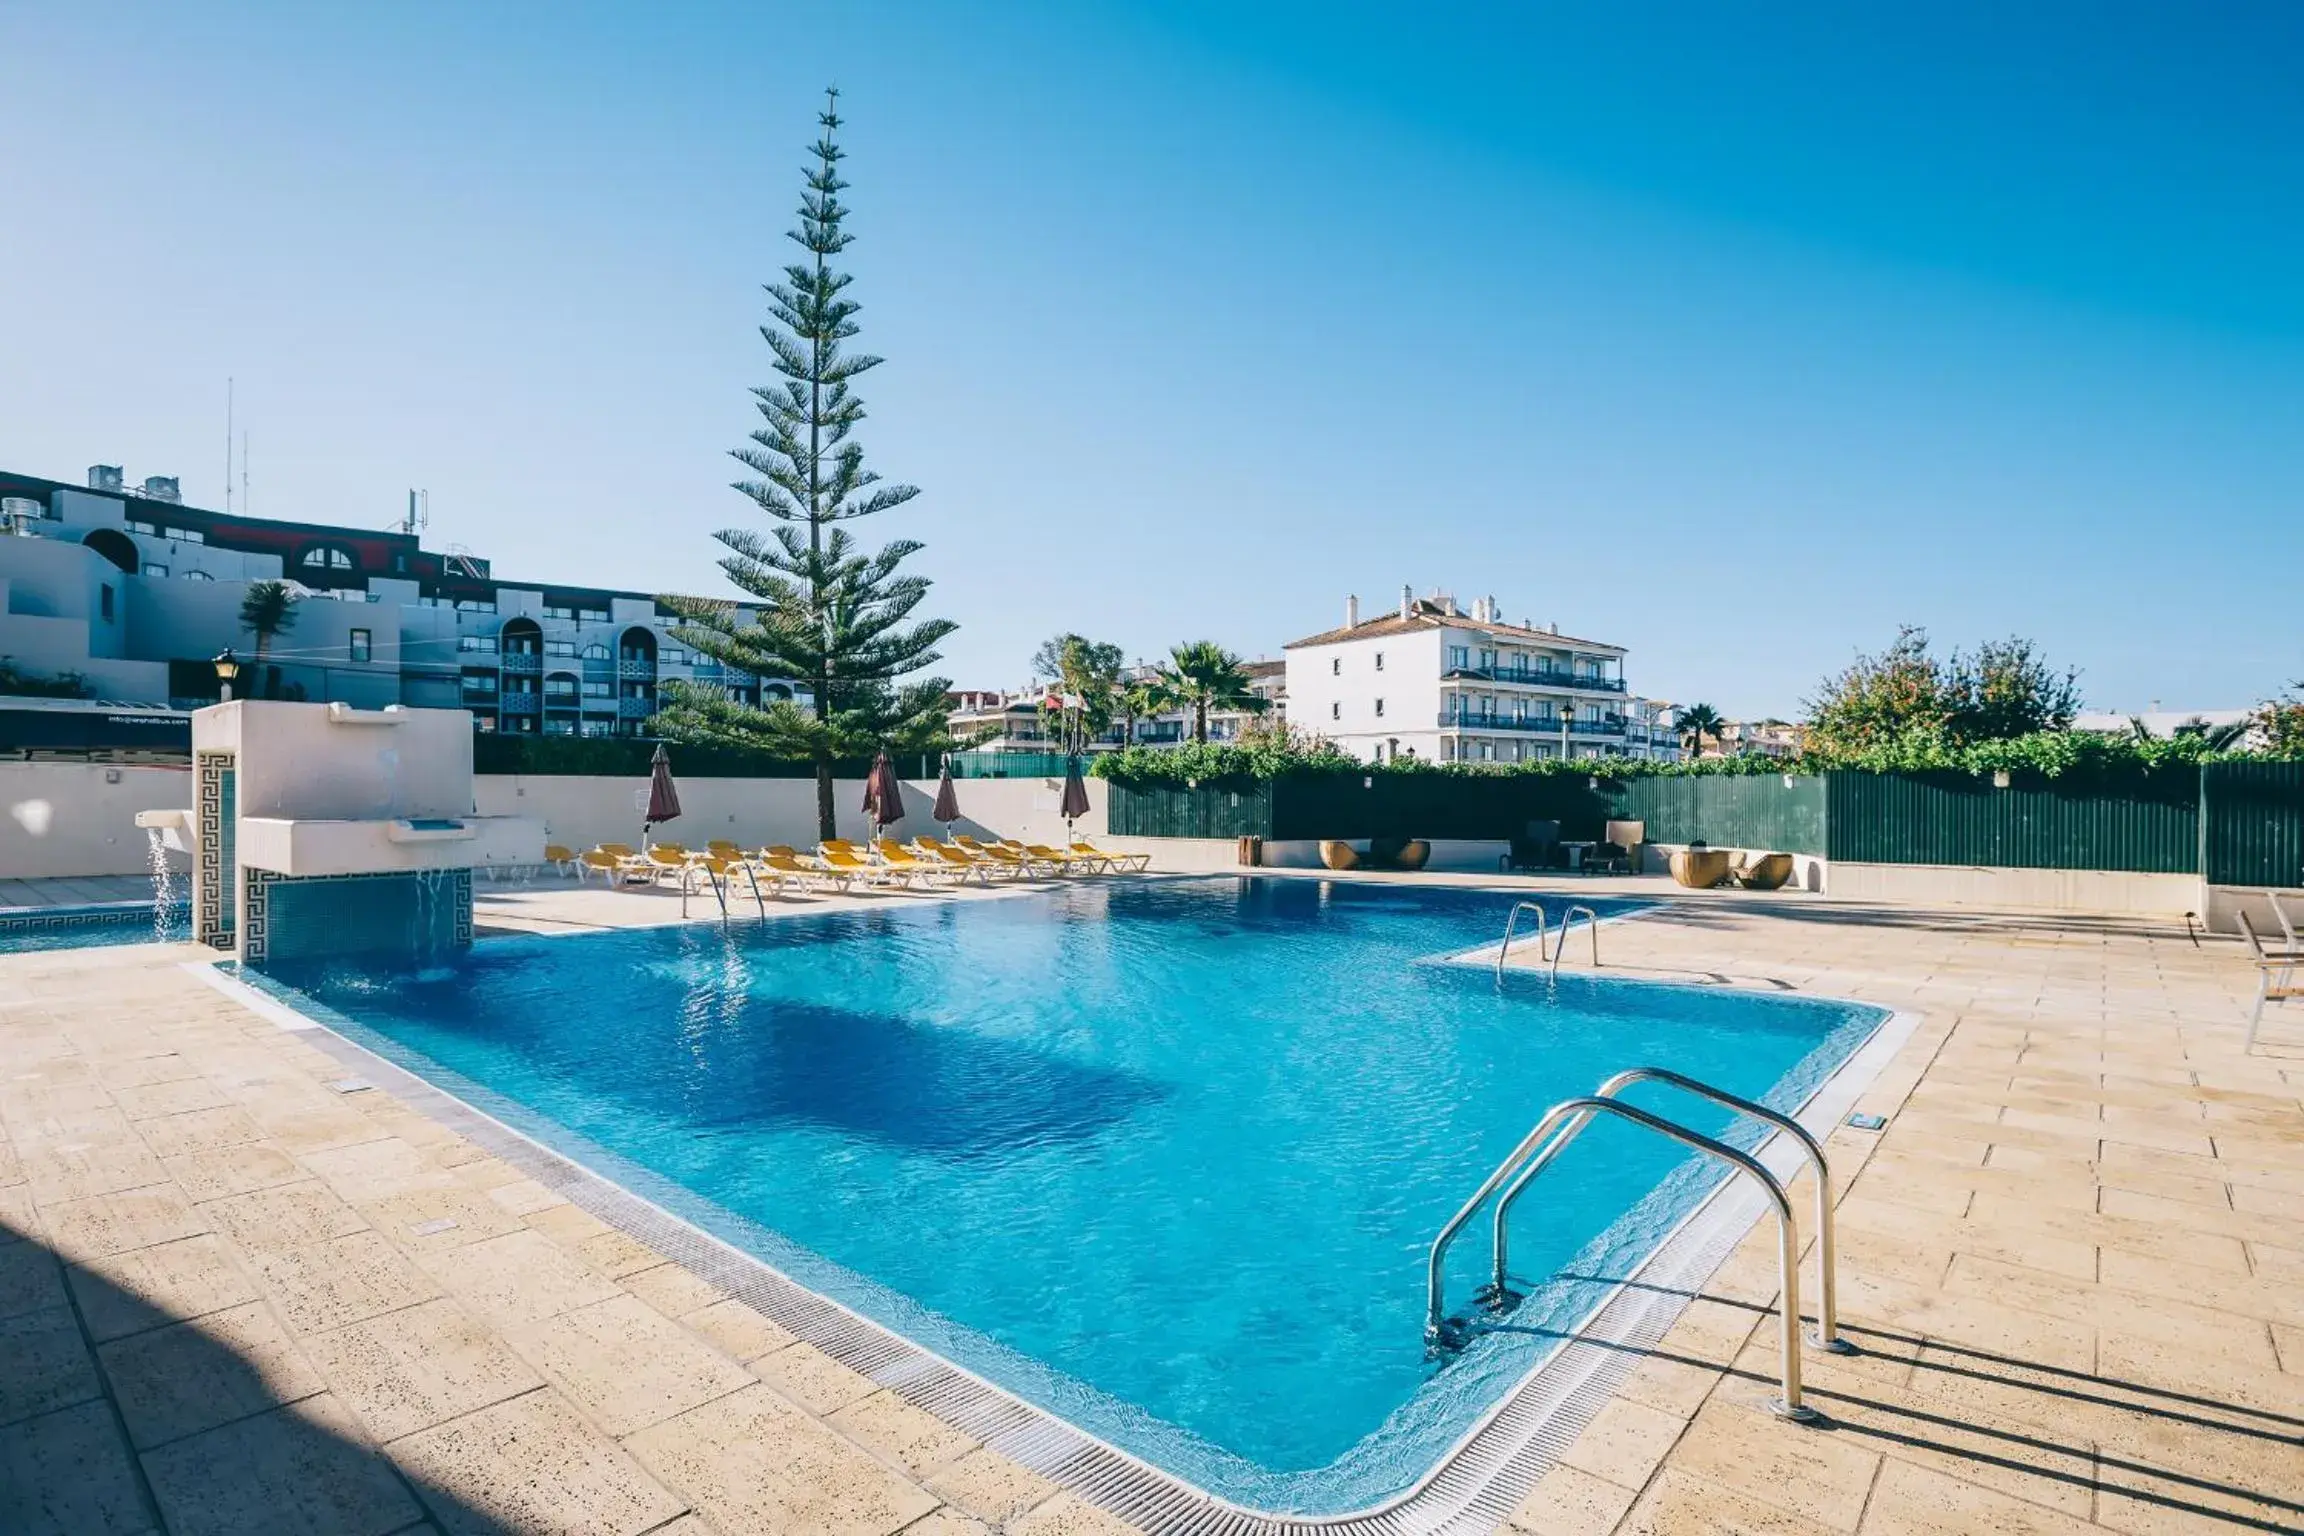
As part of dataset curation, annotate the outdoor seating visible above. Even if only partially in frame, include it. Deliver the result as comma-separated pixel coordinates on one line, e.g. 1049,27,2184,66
1320,840,1360,871
1670,847,1736,888
911,838,994,883
1501,819,1561,872
1733,851,1796,891
755,850,848,893
2238,910,2301,1053
874,838,961,884
1022,841,1098,874
544,843,578,876
954,835,1041,875
1585,820,1644,876
818,843,914,887
1072,838,1150,872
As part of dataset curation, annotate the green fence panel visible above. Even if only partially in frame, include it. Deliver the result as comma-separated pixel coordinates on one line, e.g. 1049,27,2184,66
1824,768,2199,872
471,735,897,779
1269,773,1613,842
2201,761,2304,888
946,751,1075,780
1107,781,1274,839
1613,775,1827,855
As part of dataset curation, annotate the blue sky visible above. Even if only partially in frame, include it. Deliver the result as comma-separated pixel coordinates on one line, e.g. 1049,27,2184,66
3,3,2298,717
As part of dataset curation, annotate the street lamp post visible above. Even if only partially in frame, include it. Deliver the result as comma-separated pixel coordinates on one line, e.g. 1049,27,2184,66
213,648,242,703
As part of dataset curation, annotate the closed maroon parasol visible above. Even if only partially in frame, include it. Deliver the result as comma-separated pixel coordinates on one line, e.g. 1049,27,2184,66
930,759,961,835
1059,755,1091,839
861,750,906,835
643,743,682,845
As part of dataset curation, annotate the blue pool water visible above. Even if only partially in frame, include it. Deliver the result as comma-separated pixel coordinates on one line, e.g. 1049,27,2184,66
251,877,1883,1512
0,901,190,955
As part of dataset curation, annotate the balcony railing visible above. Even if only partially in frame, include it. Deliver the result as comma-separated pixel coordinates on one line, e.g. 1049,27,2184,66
498,693,541,714
1442,712,1628,736
618,695,656,718
617,658,656,678
500,651,542,674
1442,665,1626,693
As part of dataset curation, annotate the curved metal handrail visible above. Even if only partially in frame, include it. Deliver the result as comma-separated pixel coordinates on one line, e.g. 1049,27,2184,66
1549,905,1599,976
1492,1066,1847,1351
1496,901,1549,979
1425,1094,1817,1420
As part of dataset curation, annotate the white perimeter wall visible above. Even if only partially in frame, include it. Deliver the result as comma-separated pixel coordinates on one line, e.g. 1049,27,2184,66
2,762,195,881
471,773,1109,855
3,763,1118,880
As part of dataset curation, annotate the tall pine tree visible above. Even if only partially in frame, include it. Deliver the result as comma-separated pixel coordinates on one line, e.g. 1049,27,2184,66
657,88,955,838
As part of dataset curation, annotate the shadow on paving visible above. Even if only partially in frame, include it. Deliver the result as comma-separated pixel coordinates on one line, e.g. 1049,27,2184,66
0,1215,540,1536
1495,1273,2304,1532
1628,894,2207,942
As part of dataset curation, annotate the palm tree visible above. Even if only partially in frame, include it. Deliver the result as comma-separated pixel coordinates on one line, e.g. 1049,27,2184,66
1156,641,1263,743
2172,716,2249,750
1116,675,1168,748
1677,701,1724,757
238,581,299,663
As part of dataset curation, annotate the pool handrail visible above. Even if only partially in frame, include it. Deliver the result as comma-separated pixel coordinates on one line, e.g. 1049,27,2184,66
1550,905,1600,976
1490,1066,1847,1352
1496,901,1549,979
1424,1093,1818,1421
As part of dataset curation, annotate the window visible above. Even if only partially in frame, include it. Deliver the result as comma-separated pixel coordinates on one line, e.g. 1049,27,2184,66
581,680,614,699
579,719,612,737
581,642,611,660
349,628,372,663
1447,646,1468,669
544,678,578,699
1374,651,1385,671
543,603,576,620
169,527,206,544
128,519,161,535
183,570,213,582
100,585,115,621
299,544,356,573
453,598,496,614
143,563,169,578
577,608,611,624
458,635,498,654
1479,649,1496,670
1373,697,1385,718
1331,657,1340,676
661,648,687,667
545,640,578,658
544,718,576,736
1330,702,1340,720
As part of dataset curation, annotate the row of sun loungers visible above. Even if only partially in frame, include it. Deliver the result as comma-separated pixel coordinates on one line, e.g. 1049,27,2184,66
549,834,1148,894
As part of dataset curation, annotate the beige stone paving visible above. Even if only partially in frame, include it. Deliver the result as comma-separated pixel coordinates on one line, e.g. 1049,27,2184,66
0,879,2297,1535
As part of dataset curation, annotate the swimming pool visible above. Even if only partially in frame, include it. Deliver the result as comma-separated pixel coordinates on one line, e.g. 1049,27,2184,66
247,876,1887,1514
0,900,189,954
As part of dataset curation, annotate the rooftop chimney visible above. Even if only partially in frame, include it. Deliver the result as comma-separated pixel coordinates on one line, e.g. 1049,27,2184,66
1346,594,1359,627
1400,584,1413,621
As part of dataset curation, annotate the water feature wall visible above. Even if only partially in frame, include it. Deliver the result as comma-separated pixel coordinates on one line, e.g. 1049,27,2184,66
166,701,541,967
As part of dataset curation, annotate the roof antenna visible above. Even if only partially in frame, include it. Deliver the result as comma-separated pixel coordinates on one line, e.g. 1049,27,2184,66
223,378,234,512
241,430,250,515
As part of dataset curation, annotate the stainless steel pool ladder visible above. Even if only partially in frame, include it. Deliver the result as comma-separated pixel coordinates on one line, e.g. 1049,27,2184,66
1423,1067,1847,1423
1496,902,1548,978
1551,905,1599,975
684,860,767,923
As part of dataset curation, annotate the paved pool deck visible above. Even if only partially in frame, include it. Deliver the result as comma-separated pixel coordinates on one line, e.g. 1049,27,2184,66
0,869,2296,1535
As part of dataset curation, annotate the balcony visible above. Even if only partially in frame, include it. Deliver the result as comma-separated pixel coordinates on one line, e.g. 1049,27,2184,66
617,659,656,679
1442,665,1626,693
498,693,541,715
500,651,542,674
1442,712,1627,737
617,695,656,719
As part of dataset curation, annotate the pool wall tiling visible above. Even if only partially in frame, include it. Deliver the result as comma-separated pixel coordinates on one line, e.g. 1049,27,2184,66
0,899,190,954
202,880,1915,1530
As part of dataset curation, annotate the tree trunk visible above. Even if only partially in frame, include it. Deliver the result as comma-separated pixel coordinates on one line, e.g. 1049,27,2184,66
814,754,836,843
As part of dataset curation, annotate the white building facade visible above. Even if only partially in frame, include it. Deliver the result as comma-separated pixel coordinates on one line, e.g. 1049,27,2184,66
0,465,803,734
1283,589,1678,765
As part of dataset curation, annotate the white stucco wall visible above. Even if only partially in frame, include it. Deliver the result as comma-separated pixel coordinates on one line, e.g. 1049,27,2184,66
0,761,194,881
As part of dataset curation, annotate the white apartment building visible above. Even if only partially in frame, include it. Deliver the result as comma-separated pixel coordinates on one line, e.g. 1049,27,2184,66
0,464,803,735
1283,588,1679,765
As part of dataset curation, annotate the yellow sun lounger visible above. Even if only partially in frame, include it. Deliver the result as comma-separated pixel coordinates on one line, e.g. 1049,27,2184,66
816,845,913,888
1071,839,1149,872
907,838,993,883
955,836,1049,876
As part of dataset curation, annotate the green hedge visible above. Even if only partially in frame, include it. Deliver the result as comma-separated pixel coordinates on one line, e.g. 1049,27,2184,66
471,735,931,780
